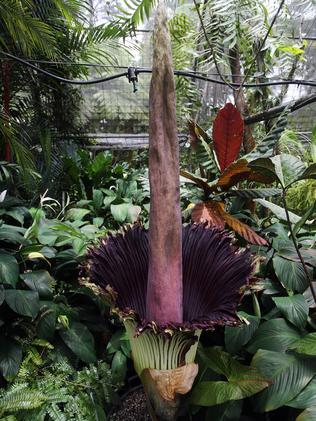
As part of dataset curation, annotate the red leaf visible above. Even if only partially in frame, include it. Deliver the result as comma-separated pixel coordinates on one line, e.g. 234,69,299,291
192,200,267,246
220,211,268,246
191,201,226,229
216,159,251,190
212,103,244,172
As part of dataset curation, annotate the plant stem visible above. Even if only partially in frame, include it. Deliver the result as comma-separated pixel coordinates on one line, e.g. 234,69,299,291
281,189,316,303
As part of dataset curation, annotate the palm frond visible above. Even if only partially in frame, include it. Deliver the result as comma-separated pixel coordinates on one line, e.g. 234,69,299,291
0,114,36,177
0,0,57,57
116,0,158,30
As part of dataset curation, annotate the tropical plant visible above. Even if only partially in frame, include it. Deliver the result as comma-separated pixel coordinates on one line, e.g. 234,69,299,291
86,5,269,420
0,356,115,420
62,149,149,227
0,190,115,383
0,0,129,195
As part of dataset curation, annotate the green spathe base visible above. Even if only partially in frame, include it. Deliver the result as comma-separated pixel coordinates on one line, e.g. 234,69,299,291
124,320,201,375
124,320,201,420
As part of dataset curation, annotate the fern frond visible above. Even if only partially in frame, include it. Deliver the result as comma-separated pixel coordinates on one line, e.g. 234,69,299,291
195,0,276,73
0,384,46,414
46,403,67,421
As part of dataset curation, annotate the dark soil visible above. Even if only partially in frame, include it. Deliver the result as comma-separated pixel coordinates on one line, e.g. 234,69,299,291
109,388,151,421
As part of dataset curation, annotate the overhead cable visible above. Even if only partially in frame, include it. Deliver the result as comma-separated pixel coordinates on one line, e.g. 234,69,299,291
1,50,316,88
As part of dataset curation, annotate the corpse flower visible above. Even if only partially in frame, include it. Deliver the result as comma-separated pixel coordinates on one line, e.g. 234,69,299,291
89,224,252,333
88,2,252,420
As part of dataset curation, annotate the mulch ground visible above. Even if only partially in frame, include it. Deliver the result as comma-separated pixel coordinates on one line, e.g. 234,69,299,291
109,387,151,421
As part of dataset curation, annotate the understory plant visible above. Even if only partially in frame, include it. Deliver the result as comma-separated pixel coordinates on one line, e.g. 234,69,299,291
0,190,118,384
63,149,149,228
0,356,115,420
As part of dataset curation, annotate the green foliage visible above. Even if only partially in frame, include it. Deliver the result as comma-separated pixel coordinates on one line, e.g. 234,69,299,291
247,112,290,159
59,322,97,364
191,347,269,406
225,312,260,354
0,356,115,420
0,3,316,419
251,350,316,412
115,0,157,30
286,180,316,214
185,125,316,419
169,14,200,125
63,150,149,228
0,191,113,382
272,295,309,329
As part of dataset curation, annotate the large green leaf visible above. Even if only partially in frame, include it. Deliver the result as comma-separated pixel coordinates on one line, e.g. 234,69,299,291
190,348,269,406
249,155,306,188
297,407,316,421
65,208,90,221
92,189,104,210
277,247,316,268
248,157,278,181
4,207,28,225
273,256,311,293
4,290,40,318
296,163,316,182
254,199,301,223
59,322,97,363
251,350,316,412
37,307,56,340
110,203,130,222
126,205,141,223
37,225,59,246
103,195,116,209
0,224,27,245
225,312,260,353
288,377,316,409
0,252,19,287
272,295,308,329
228,188,282,199
272,154,306,187
20,270,54,299
247,318,301,354
289,333,316,356
0,337,22,381
111,350,127,384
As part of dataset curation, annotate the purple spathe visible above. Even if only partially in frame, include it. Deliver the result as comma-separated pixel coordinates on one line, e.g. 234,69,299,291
88,224,252,331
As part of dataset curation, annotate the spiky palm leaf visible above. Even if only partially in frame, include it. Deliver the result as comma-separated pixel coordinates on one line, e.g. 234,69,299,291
116,0,158,30
0,0,57,57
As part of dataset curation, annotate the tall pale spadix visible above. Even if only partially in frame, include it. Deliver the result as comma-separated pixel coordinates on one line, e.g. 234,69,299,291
147,1,183,325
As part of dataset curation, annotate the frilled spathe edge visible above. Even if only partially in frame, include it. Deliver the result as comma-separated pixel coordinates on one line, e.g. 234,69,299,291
87,224,253,333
